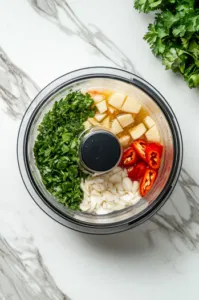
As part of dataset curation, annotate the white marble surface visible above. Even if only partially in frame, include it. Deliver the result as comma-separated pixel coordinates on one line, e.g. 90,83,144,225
1,0,199,299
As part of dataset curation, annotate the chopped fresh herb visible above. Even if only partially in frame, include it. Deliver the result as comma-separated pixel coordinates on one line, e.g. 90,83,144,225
34,91,96,210
134,0,199,88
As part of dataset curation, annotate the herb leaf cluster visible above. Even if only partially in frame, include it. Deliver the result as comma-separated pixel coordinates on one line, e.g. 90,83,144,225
34,91,95,210
134,0,199,88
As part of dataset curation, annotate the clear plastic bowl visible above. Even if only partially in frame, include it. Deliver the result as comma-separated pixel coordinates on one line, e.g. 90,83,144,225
17,67,183,234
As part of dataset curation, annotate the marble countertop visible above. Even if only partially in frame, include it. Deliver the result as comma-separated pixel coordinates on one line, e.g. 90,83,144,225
1,0,199,299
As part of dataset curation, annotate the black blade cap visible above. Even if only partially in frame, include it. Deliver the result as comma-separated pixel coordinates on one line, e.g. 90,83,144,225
81,130,121,172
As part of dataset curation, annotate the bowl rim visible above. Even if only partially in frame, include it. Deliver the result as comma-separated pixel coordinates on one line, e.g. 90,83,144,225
17,66,183,234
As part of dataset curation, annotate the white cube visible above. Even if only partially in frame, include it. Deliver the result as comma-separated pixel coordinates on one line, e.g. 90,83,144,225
108,93,126,109
96,100,107,114
119,135,131,147
88,118,99,126
108,105,116,114
92,94,104,103
121,96,141,114
143,116,156,129
129,123,146,140
111,119,123,135
101,116,110,129
84,120,92,130
145,126,160,142
95,113,107,122
117,114,134,128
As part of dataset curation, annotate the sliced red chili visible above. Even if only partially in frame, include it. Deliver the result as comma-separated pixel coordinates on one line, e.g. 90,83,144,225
140,169,157,197
128,162,147,181
122,147,137,167
132,139,147,162
147,143,163,156
146,143,163,169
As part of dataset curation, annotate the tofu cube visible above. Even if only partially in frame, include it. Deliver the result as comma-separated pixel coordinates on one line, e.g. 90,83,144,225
96,100,107,113
108,93,126,109
119,135,131,147
121,96,141,114
88,118,100,126
111,119,123,135
129,123,146,140
84,120,92,130
101,116,110,129
117,114,134,128
108,105,116,114
92,94,104,103
143,116,156,129
95,113,107,122
145,126,160,142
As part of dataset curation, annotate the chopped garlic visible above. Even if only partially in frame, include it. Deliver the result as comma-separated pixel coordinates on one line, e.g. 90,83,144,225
123,177,134,192
80,167,142,215
109,173,122,184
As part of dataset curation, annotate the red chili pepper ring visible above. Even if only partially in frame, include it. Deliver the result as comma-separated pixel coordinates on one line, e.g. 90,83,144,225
122,147,137,167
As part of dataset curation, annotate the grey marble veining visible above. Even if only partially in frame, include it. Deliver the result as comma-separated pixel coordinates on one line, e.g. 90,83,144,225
28,0,139,74
151,168,199,250
0,234,68,300
0,47,39,119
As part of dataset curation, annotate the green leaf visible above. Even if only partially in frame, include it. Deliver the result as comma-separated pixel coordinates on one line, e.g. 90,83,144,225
134,0,164,12
62,144,69,153
173,25,186,37
150,0,162,9
162,48,187,73
62,132,71,143
144,23,167,55
34,91,95,210
156,11,180,30
181,38,189,49
187,73,199,87
134,0,199,88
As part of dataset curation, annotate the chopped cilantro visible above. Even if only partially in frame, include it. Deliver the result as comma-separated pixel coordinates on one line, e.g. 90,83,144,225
34,91,96,210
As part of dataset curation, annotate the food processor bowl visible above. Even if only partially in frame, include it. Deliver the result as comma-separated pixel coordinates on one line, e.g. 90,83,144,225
17,67,183,234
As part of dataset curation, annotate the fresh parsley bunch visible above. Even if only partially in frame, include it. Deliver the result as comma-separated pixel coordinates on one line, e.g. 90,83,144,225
134,0,199,88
